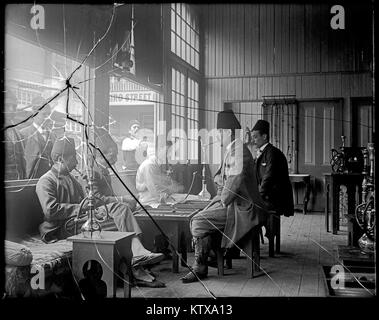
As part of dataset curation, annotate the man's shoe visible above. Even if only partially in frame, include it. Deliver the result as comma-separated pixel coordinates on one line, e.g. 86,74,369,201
132,252,165,267
133,279,166,288
181,270,207,283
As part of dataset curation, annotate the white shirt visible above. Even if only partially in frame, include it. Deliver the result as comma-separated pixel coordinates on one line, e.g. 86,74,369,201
121,136,140,151
257,142,269,158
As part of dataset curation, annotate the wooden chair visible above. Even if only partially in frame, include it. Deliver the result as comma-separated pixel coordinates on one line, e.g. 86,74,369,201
267,212,281,257
215,225,261,278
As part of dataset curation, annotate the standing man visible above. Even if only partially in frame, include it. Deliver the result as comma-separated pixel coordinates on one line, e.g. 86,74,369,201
20,96,55,179
251,119,294,218
181,110,268,283
3,90,26,180
122,119,146,171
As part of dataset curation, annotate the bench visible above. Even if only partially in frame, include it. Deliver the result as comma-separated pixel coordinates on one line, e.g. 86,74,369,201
4,179,74,297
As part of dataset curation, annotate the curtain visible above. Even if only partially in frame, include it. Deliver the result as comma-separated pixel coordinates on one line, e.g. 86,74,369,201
262,99,297,173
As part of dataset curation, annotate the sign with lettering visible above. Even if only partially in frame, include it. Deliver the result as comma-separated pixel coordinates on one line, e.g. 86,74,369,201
110,91,156,106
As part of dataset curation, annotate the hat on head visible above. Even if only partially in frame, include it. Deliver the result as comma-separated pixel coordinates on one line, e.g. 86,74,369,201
216,109,241,130
128,119,140,129
51,137,76,161
252,119,270,135
95,128,117,153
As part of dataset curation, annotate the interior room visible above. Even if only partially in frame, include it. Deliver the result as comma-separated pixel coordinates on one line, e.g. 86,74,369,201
2,2,376,299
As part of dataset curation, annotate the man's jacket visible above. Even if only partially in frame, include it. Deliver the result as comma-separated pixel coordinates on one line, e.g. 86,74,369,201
255,143,294,217
214,139,269,248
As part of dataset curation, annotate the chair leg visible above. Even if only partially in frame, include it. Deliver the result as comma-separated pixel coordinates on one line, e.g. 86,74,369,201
225,256,232,269
275,215,281,254
253,230,261,273
216,248,224,276
268,216,275,257
244,236,254,278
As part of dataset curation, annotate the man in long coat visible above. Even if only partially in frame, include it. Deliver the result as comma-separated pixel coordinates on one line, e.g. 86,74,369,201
20,96,55,179
181,110,269,283
251,119,294,218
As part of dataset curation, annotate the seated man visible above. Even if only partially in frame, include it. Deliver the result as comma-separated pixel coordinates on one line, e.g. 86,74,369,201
35,136,165,287
181,110,269,283
135,141,185,207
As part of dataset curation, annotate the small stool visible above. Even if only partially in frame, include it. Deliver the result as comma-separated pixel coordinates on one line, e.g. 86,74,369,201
216,226,261,278
267,212,280,257
68,231,135,298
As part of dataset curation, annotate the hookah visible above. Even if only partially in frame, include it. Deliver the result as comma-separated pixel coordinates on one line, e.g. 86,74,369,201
198,138,211,201
71,128,110,238
355,143,376,254
330,135,346,173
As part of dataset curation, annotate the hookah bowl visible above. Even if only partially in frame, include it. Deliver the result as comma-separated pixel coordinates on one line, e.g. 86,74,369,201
356,198,376,254
79,194,110,239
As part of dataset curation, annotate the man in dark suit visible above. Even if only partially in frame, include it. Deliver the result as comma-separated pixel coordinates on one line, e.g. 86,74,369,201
20,96,55,179
251,119,294,219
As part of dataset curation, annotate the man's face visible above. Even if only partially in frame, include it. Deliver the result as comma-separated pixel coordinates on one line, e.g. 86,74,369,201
61,154,78,173
130,124,140,136
251,130,267,148
104,146,118,166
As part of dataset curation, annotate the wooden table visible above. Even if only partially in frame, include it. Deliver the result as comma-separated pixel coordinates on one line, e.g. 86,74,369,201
133,201,210,273
323,173,363,245
67,231,135,298
289,174,311,214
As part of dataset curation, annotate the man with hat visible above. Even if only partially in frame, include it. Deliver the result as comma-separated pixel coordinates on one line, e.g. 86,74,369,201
3,89,26,180
36,136,166,287
121,119,147,171
181,109,269,283
20,95,55,179
251,119,294,219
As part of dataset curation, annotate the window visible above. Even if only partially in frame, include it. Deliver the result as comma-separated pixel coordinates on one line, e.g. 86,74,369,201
171,67,199,162
170,3,200,70
4,34,92,179
187,77,199,160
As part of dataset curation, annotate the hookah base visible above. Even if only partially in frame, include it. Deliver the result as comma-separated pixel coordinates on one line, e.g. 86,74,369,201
358,234,375,254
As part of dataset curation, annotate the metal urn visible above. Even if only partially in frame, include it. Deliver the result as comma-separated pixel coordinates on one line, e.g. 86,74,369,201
355,143,376,254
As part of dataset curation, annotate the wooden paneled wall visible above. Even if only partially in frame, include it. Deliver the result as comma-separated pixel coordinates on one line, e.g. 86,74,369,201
200,3,373,211
202,4,373,134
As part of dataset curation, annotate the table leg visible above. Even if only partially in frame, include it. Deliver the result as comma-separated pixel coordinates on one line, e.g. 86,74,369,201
303,178,311,215
332,179,339,234
179,222,188,267
171,223,180,273
325,180,330,232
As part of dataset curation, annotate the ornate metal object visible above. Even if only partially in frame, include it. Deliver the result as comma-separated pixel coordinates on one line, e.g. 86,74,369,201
355,143,375,254
198,165,211,201
330,136,346,173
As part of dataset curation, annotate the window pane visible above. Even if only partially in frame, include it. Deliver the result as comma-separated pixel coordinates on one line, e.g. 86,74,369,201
171,31,175,53
171,9,175,31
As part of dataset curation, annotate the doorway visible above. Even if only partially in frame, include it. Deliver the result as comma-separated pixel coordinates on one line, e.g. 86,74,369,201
298,99,343,212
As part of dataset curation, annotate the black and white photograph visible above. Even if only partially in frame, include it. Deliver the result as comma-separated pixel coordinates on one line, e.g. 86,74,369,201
1,0,376,310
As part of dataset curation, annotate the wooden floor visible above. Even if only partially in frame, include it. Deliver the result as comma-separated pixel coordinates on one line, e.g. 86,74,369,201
119,212,347,298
